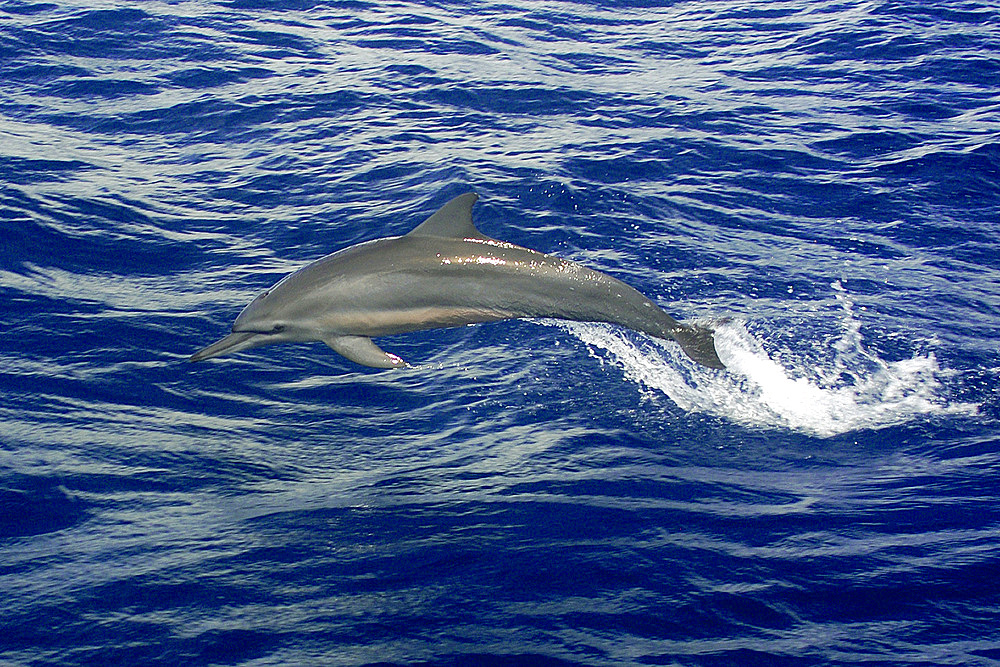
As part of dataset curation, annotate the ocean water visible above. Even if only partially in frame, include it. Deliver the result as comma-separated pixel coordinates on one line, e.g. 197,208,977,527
1,0,999,665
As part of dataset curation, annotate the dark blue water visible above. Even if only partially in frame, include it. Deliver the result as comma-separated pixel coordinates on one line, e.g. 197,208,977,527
2,1,999,665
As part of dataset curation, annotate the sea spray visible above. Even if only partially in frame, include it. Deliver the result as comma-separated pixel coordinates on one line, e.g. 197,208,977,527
559,284,976,437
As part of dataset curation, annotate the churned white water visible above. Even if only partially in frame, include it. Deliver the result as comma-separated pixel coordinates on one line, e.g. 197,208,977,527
562,282,977,437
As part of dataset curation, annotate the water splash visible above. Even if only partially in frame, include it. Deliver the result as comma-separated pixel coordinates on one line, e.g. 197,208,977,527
560,283,977,437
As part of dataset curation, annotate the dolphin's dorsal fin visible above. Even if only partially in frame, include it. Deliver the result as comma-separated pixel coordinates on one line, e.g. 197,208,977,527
407,192,492,241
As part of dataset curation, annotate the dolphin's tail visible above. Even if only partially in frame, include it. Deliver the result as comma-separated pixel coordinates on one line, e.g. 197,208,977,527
671,324,725,370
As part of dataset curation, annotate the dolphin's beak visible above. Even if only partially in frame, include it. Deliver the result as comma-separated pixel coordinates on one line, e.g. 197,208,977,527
189,331,266,362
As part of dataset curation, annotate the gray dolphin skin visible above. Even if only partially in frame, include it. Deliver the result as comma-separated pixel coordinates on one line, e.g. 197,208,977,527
190,193,725,370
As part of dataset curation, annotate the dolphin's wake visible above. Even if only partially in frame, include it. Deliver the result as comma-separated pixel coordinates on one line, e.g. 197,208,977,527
561,282,977,437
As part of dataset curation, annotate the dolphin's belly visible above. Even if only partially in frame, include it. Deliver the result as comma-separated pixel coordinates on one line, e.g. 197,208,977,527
323,303,512,337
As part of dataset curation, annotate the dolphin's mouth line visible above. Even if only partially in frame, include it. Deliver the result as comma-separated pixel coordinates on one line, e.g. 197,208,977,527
189,331,265,362
232,325,286,335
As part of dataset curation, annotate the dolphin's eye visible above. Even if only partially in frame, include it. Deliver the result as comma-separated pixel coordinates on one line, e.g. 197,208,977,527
270,324,286,334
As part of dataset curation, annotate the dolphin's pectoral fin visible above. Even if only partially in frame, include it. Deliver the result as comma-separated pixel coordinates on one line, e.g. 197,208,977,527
324,335,408,369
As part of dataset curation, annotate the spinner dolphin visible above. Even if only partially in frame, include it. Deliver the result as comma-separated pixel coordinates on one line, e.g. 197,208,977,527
190,193,725,370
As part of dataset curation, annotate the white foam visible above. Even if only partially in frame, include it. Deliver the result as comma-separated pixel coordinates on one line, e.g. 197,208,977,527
559,283,977,437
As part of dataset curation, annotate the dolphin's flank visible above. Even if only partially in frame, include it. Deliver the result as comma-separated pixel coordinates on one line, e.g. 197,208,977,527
190,193,725,370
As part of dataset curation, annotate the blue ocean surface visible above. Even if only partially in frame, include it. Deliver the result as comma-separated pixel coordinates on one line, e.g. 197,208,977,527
2,0,999,665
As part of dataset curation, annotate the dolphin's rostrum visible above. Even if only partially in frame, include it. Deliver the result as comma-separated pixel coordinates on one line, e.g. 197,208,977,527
190,193,725,370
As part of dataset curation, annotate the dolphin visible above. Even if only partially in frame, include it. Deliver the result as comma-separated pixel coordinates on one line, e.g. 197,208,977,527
190,193,725,370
